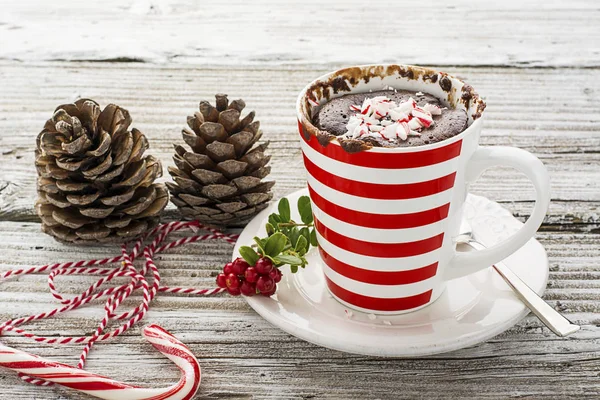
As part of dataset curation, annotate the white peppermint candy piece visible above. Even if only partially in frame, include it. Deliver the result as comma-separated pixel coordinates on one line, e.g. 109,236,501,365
423,103,442,115
412,106,433,128
346,123,359,138
360,124,370,137
396,122,410,140
389,109,409,122
382,123,398,139
351,124,363,138
363,115,379,125
373,110,386,119
369,125,384,132
397,97,417,114
360,98,373,115
380,119,394,126
408,117,423,131
345,116,362,136
372,97,396,119
348,115,362,124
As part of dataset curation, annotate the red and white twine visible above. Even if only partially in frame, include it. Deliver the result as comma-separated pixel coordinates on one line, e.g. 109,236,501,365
0,220,238,388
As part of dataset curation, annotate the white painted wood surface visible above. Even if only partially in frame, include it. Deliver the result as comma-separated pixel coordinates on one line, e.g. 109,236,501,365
0,0,599,67
0,0,599,398
0,62,598,400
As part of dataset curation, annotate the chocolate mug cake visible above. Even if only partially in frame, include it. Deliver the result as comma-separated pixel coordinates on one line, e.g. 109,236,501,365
312,89,469,148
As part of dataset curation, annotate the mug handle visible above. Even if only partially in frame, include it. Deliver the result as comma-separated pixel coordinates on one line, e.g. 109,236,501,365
444,146,551,280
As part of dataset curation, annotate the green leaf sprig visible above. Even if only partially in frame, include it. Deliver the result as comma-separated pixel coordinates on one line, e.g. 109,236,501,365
238,196,317,273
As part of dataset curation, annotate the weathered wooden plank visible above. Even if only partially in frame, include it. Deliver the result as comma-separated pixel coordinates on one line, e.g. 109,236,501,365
0,63,599,231
0,0,599,67
1,149,599,231
0,62,599,398
0,327,599,399
0,221,598,399
0,1,597,398
0,224,597,305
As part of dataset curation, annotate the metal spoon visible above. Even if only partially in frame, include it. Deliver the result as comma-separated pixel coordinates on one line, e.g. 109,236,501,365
456,220,580,337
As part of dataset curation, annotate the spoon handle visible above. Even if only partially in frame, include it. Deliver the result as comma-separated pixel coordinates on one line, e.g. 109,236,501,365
466,240,580,337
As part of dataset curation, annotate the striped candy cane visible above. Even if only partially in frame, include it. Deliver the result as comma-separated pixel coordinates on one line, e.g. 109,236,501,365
0,220,238,395
0,324,201,400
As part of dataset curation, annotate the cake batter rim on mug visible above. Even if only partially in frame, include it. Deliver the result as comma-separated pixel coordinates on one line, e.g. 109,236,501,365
296,64,487,153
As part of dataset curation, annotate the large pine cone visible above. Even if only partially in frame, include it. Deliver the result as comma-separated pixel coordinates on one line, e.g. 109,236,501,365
167,94,274,227
35,99,168,243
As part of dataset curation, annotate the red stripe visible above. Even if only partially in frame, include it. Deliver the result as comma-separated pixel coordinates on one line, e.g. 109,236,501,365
303,155,456,200
315,218,444,258
150,341,201,400
308,185,450,229
320,247,438,285
0,361,65,369
298,120,462,168
32,372,110,379
58,381,135,391
325,277,432,311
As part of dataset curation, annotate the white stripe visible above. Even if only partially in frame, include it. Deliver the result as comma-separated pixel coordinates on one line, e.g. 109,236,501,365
307,174,453,214
312,203,447,243
142,331,199,399
301,140,459,184
80,388,173,400
0,351,29,362
49,376,123,384
322,263,435,298
316,231,441,272
144,333,191,356
8,366,83,375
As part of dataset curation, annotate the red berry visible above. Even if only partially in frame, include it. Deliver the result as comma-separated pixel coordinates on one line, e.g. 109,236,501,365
226,273,240,289
245,267,259,283
227,286,241,296
240,281,256,296
269,268,282,283
223,262,234,275
260,285,277,297
231,258,250,275
216,273,227,288
255,258,274,275
256,276,275,293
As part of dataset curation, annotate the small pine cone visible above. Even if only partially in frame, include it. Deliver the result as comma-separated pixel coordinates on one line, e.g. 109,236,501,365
35,99,168,243
167,94,274,227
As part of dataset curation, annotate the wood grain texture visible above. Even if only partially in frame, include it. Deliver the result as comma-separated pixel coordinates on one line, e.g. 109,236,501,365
0,61,599,399
0,223,599,400
0,0,598,67
0,63,599,228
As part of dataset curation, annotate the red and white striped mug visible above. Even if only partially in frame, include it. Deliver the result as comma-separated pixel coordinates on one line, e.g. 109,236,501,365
297,65,550,314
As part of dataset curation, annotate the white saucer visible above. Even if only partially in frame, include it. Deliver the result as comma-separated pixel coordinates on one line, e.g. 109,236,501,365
233,188,549,357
